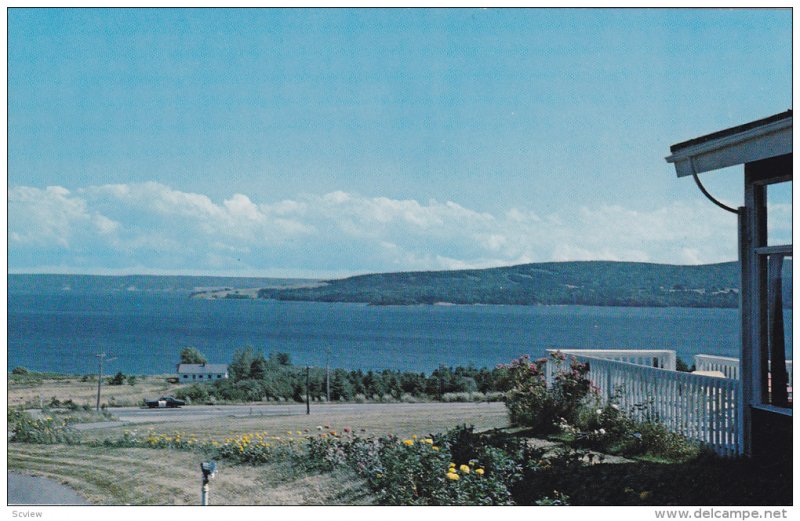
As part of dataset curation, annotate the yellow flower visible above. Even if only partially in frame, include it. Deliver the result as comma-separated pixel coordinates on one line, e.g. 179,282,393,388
449,462,455,468
446,472,460,481
422,438,433,444
459,465,470,474
403,439,414,446
476,468,485,476
296,431,302,435
432,446,440,451
412,435,418,439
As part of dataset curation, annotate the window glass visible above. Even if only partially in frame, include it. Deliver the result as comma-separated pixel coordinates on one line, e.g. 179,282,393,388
767,254,792,407
767,181,791,246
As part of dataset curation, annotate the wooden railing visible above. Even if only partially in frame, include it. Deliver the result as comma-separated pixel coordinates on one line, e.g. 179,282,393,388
694,354,793,394
544,349,676,384
694,354,740,379
547,350,740,456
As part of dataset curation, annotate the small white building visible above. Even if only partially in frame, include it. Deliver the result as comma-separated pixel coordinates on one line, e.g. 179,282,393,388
176,363,229,383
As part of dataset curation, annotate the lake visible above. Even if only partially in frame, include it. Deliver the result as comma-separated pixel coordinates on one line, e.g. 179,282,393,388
7,289,792,375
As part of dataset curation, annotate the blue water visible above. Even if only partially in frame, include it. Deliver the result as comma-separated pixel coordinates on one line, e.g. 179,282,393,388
7,289,792,375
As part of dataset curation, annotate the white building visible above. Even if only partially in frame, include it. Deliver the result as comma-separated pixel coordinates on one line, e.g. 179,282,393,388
176,363,229,383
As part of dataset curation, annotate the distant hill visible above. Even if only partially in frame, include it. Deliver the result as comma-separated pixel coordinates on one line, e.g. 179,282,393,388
257,261,793,309
8,274,318,294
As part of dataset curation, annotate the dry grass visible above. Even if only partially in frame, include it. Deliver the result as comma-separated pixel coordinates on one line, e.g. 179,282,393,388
8,375,181,408
8,443,373,505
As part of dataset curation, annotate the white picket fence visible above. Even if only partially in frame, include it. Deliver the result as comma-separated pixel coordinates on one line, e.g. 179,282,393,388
694,354,793,392
694,354,740,379
544,348,676,376
547,349,740,456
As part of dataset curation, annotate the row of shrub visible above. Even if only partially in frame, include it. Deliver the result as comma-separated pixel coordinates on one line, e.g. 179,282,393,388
301,425,542,505
96,422,557,505
174,349,518,404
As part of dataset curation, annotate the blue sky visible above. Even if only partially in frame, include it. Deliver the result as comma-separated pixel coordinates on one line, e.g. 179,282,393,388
8,8,792,277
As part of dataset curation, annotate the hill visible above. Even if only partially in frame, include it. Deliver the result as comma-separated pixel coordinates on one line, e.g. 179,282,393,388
7,274,318,294
257,260,793,308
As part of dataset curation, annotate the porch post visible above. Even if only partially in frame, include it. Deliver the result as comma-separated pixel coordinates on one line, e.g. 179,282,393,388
738,206,752,455
741,166,769,456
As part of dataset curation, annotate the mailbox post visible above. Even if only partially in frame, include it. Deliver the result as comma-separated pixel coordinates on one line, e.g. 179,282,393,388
200,461,217,505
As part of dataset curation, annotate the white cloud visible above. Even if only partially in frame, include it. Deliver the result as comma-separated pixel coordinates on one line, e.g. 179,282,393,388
9,182,747,275
9,185,119,248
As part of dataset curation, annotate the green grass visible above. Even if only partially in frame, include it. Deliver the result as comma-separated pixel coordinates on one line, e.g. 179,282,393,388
9,371,77,385
9,443,374,505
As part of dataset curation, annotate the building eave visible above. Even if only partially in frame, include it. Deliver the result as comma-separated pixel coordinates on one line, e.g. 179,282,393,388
665,114,792,177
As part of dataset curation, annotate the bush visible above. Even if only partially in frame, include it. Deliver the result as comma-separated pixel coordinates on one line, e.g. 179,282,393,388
175,384,210,403
8,410,80,444
302,425,528,505
11,367,29,375
575,401,701,461
676,356,695,373
107,371,126,386
504,352,593,434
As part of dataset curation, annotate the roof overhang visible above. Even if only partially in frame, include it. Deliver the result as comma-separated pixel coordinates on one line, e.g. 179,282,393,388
665,111,792,177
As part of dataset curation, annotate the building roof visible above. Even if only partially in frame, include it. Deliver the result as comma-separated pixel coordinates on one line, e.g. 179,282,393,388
177,363,228,374
665,110,792,177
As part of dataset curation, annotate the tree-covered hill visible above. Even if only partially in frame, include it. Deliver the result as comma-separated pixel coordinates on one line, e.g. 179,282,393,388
258,260,792,308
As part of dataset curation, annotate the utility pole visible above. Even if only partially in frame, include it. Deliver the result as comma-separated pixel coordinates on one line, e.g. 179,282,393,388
95,352,116,412
325,347,331,403
306,366,311,415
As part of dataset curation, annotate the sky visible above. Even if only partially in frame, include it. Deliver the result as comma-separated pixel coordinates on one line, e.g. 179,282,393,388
7,8,793,278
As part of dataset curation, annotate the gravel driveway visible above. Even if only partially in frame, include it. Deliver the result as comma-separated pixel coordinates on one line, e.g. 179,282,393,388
8,472,91,505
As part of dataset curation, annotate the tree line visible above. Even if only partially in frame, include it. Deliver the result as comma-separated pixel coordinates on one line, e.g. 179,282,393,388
173,346,514,404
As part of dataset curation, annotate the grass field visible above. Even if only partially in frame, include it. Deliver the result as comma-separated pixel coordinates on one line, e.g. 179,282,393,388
9,401,511,505
8,374,181,408
8,443,373,505
85,402,509,443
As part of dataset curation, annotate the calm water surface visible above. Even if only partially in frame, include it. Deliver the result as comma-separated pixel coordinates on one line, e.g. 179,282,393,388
8,290,792,375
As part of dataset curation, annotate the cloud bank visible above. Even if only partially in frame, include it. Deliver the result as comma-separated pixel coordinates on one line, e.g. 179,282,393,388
9,181,757,277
